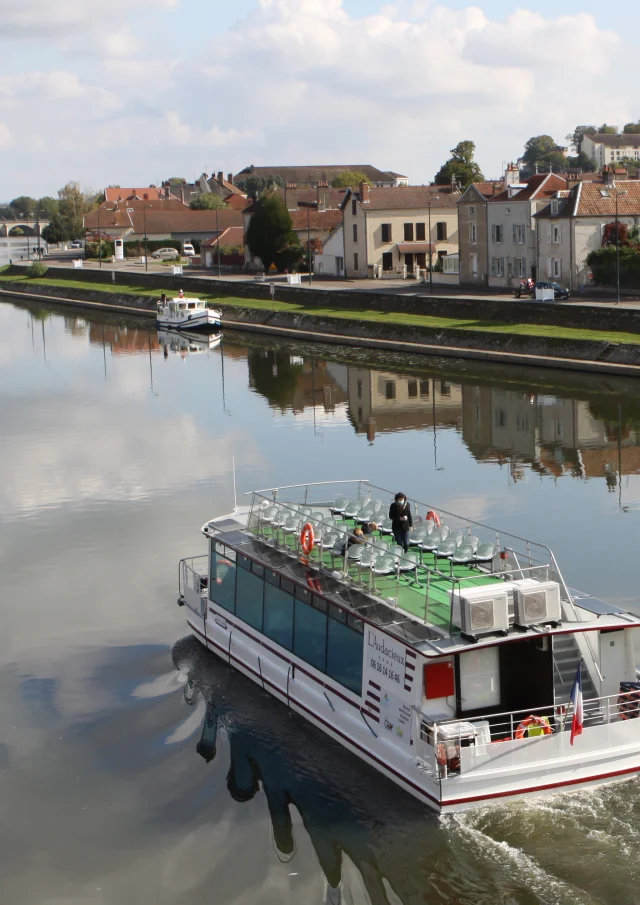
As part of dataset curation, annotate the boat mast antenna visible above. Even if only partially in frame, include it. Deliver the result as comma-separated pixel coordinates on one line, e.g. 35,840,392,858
232,456,237,512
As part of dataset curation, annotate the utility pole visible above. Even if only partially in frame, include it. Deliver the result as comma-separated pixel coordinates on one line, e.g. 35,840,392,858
144,205,148,272
428,200,433,294
215,205,221,277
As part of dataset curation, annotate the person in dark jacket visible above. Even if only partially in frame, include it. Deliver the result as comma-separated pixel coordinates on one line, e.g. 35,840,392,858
389,492,412,551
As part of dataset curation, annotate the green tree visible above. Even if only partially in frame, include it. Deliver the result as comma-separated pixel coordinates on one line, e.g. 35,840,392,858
189,192,226,210
165,177,186,185
434,140,484,188
57,182,97,239
246,194,300,272
598,123,618,134
331,171,372,188
566,151,597,172
522,135,558,167
566,125,597,153
235,174,284,201
42,217,64,244
37,196,59,219
623,121,640,134
10,195,37,218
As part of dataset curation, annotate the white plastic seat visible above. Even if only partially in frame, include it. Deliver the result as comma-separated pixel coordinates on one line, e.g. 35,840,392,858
398,551,419,572
389,544,404,560
372,554,395,575
343,499,362,518
409,525,428,546
332,495,350,513
379,518,393,536
473,542,497,564
451,543,475,566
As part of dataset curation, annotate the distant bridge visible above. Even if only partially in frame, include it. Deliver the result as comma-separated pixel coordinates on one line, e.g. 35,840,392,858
0,218,51,237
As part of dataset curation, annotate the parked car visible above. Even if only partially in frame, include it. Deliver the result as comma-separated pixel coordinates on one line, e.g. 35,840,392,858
151,247,180,260
182,242,195,257
69,240,83,248
531,280,570,300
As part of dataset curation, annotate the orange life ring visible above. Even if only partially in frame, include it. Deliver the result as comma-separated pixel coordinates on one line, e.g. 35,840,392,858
618,693,640,720
300,522,314,556
515,715,552,739
426,510,441,527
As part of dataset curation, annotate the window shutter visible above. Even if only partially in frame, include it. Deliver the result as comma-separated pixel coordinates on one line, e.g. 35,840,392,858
557,225,562,244
512,224,516,242
547,225,551,244
491,224,496,242
547,257,553,278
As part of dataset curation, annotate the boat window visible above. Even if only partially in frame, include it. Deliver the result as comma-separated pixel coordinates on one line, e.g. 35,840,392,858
327,611,364,695
459,647,500,712
263,583,294,651
294,598,327,672
188,302,196,309
236,566,264,631
252,562,265,579
265,569,280,587
210,546,236,613
312,595,327,614
238,554,251,571
328,603,346,624
295,585,311,604
179,303,186,310
280,578,294,595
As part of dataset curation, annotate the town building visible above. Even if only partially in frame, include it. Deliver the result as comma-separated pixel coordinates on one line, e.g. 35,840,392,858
243,202,342,272
535,172,640,290
84,200,243,244
582,133,640,170
104,186,168,203
456,179,506,287
235,164,408,188
200,226,245,270
484,173,568,288
313,224,345,277
340,184,460,279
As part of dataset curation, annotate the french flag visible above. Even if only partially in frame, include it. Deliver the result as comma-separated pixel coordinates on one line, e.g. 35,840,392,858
570,662,584,746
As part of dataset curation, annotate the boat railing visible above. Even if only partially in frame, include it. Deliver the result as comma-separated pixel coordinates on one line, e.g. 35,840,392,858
416,687,638,779
244,486,558,635
179,555,208,617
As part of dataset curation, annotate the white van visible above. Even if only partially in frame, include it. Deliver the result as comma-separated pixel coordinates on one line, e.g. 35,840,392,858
182,242,195,257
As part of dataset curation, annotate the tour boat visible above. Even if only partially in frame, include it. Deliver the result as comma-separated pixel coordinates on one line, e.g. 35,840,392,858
157,329,222,356
156,295,221,333
176,480,640,814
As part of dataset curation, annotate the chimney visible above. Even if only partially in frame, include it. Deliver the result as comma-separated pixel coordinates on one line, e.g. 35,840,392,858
603,166,615,185
227,173,233,185
567,177,581,190
360,182,369,202
217,171,224,184
504,163,520,187
180,186,185,204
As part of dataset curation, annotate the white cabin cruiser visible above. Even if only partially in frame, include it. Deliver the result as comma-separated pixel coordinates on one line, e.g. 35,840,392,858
177,479,640,814
156,295,221,333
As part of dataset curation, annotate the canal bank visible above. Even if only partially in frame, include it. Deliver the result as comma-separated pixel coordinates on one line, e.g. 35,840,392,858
3,269,640,376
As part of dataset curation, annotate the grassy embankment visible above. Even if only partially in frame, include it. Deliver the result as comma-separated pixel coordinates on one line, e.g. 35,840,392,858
1,269,640,347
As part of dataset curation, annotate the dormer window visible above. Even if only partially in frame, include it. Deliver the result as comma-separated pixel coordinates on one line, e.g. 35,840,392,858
551,199,559,216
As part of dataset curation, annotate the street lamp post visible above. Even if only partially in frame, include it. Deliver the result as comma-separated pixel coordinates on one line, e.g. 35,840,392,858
215,206,221,277
615,186,620,305
97,206,102,268
428,201,433,294
143,206,148,272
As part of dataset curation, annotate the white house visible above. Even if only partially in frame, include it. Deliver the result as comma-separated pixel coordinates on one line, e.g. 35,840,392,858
314,223,345,277
582,133,640,170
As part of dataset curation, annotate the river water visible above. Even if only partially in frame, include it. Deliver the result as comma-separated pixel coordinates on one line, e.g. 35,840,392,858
2,298,640,905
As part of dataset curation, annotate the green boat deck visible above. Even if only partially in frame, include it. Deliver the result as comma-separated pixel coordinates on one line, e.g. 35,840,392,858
257,517,499,630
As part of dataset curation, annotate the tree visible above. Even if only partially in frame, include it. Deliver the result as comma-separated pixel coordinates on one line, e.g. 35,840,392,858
42,217,64,244
602,221,630,247
190,192,226,210
165,177,186,185
434,140,484,188
235,174,284,201
331,171,372,188
566,125,597,153
57,182,97,239
246,194,300,271
522,135,558,167
623,121,640,134
10,195,37,218
37,196,59,219
566,151,597,172
598,123,618,134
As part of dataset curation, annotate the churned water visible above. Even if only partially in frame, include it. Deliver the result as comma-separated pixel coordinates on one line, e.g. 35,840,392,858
2,297,640,905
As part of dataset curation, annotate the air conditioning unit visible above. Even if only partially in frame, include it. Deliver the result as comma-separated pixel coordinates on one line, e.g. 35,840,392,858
513,580,561,628
450,584,509,638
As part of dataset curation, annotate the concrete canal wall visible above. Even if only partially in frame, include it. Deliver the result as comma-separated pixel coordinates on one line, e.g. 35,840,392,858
2,270,640,377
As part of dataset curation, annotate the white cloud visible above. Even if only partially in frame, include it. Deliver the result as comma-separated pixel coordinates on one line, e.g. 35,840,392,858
0,1,630,195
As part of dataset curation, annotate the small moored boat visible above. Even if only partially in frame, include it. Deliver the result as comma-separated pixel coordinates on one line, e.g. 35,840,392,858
177,479,640,814
157,294,221,333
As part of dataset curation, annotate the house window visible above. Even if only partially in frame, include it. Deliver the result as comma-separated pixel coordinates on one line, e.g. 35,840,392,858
357,379,362,399
549,258,562,277
551,200,559,216
385,381,396,400
407,380,418,398
382,251,393,271
443,255,459,274
381,223,392,243
416,223,426,241
353,223,358,243
436,222,447,241
440,382,451,396
351,199,357,216
513,224,525,244
469,222,477,244
491,257,505,277
404,223,414,241
515,257,527,277
469,205,476,215
353,252,359,271
419,380,430,397
335,256,343,273
551,224,561,244
495,410,507,427
491,224,504,243
470,253,478,276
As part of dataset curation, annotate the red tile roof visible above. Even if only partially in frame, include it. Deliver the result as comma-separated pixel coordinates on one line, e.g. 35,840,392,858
488,173,567,203
200,227,244,247
343,185,461,211
104,187,164,202
289,208,342,230
85,207,243,235
576,181,640,216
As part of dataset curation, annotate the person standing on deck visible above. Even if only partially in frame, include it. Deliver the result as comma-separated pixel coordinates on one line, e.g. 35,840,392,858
389,492,412,551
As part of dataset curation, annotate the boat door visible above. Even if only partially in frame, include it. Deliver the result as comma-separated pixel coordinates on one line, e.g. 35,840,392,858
600,629,634,698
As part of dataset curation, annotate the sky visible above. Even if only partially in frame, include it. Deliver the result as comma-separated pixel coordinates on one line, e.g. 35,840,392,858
0,0,637,200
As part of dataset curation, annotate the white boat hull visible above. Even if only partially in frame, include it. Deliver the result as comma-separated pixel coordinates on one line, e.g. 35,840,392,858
185,600,640,815
157,310,221,332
